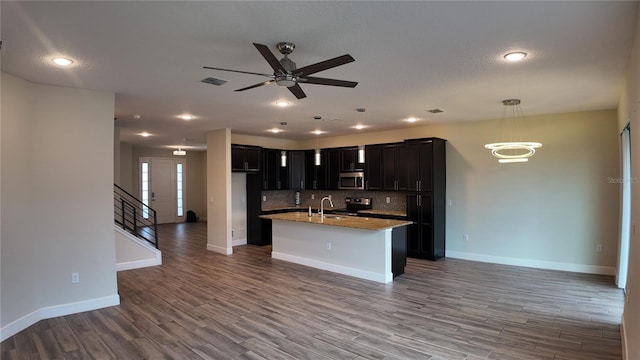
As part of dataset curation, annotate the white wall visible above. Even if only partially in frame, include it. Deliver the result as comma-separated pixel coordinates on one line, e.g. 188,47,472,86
618,6,640,359
1,72,119,340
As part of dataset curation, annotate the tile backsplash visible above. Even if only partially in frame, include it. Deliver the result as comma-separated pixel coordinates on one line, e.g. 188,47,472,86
262,189,406,212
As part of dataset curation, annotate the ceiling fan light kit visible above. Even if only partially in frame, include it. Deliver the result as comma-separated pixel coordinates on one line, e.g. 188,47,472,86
204,42,358,99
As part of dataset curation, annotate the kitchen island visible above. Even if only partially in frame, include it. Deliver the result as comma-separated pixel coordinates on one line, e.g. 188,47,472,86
260,212,412,283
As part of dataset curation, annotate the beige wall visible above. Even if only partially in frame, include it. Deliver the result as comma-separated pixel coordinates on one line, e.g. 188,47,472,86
618,6,640,360
124,146,208,220
237,109,620,272
207,129,232,254
1,73,119,337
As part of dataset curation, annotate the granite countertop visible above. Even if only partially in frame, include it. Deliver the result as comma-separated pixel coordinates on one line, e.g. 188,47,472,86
260,211,412,231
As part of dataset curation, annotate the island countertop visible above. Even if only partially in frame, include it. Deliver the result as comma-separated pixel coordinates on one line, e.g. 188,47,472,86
260,211,412,231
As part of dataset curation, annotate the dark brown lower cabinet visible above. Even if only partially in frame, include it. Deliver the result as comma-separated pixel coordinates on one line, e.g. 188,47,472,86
407,193,444,260
391,226,407,277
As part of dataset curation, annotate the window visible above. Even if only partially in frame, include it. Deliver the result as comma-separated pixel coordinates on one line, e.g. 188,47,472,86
141,162,150,219
176,163,184,217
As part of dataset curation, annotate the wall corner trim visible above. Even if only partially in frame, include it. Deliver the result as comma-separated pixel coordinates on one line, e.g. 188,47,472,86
446,251,615,275
621,315,628,360
0,294,120,342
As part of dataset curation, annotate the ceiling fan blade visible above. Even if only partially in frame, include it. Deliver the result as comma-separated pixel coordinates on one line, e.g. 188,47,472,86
287,84,307,99
235,80,275,92
203,66,274,78
294,54,355,77
299,76,358,88
253,43,287,74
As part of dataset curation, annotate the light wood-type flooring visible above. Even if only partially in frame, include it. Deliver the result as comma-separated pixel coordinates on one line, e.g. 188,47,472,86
2,222,625,359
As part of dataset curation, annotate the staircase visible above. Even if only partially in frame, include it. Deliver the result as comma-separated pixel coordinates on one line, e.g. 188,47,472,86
114,184,158,249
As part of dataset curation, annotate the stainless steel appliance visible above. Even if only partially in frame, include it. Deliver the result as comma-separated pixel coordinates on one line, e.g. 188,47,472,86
331,197,372,216
339,171,365,190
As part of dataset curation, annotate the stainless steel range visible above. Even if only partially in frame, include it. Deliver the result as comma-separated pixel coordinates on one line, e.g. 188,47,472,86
331,197,372,216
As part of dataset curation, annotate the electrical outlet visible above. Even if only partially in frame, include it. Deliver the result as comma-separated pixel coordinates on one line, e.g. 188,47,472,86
326,242,331,250
386,197,391,204
596,244,602,252
71,272,79,284
262,195,267,202
311,194,315,200
463,234,469,241
448,199,453,207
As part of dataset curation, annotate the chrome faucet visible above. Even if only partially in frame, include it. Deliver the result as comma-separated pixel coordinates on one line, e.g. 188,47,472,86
320,196,334,217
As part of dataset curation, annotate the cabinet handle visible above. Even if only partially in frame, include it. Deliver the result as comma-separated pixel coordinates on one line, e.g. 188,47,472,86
301,181,304,189
415,180,419,190
351,162,355,170
365,180,368,189
313,180,317,189
277,180,281,189
419,180,422,191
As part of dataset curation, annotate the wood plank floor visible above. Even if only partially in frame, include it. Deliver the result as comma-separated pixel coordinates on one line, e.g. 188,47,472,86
2,222,624,359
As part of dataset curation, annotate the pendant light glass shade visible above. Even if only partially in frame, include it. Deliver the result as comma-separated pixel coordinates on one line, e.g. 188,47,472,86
280,150,287,167
315,149,321,166
484,99,541,163
358,145,365,163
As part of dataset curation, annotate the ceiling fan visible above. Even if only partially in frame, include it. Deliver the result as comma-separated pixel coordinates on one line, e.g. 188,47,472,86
203,42,358,99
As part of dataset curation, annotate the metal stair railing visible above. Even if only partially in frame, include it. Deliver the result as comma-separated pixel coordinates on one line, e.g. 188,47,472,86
114,184,158,249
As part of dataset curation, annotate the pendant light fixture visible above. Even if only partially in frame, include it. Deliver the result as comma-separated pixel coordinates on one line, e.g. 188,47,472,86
173,148,187,156
484,99,541,163
358,145,365,163
314,132,321,166
280,122,287,167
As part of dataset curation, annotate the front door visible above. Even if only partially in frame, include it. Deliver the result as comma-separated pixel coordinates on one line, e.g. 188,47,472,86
140,157,185,224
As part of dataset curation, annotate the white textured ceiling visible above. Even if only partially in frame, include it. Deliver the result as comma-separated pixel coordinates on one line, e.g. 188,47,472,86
1,1,637,149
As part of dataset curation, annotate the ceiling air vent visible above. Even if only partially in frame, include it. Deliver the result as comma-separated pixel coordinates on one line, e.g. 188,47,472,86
201,77,228,86
427,108,445,114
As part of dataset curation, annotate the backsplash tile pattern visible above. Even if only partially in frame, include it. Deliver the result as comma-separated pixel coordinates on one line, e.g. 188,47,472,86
262,189,406,213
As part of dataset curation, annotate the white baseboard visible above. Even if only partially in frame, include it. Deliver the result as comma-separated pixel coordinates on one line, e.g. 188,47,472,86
621,316,628,360
207,243,233,255
232,238,247,247
272,251,393,284
0,294,120,342
116,256,162,271
446,250,615,275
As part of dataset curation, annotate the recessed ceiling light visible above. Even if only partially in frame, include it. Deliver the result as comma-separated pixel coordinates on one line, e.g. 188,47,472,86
503,52,527,62
275,101,290,107
268,128,283,133
353,124,367,130
311,130,326,135
139,132,151,137
51,57,74,66
404,117,419,123
178,114,195,120
133,114,142,119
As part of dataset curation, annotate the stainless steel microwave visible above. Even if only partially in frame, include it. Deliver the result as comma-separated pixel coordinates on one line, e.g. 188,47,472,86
339,172,365,190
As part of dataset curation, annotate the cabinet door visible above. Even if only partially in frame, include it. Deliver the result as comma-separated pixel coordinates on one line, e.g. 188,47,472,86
231,146,246,172
262,149,278,190
304,150,327,190
365,145,383,190
340,147,359,172
327,149,341,190
418,142,433,192
245,147,261,172
382,144,398,190
406,194,421,256
395,144,408,190
289,151,305,190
